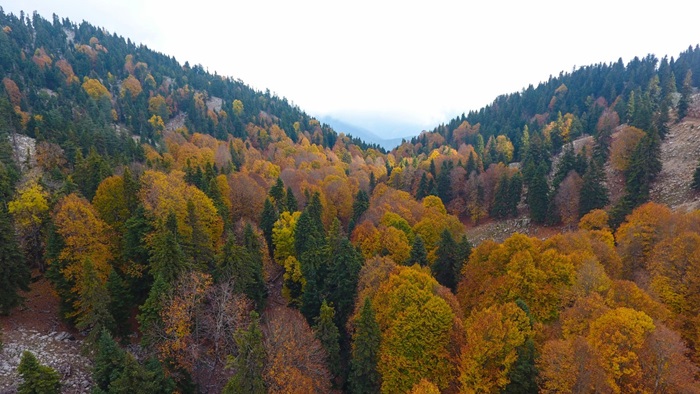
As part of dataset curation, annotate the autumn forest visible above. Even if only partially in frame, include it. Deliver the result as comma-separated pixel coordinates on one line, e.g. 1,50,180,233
2,8,700,394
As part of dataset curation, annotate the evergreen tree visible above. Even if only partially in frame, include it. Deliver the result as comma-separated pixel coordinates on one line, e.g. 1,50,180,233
148,212,188,282
579,160,609,217
106,269,132,338
259,198,278,258
408,235,429,267
93,329,126,390
678,69,693,121
17,351,61,394
324,237,362,329
184,199,214,271
224,311,266,394
692,161,700,191
349,189,369,233
314,300,342,384
507,172,523,217
242,224,267,310
436,161,453,204
136,275,170,346
0,204,30,315
431,229,460,292
527,162,550,224
491,174,510,219
75,259,114,343
285,186,298,212
269,177,287,212
349,298,381,394
504,300,538,393
294,193,325,257
369,171,376,193
416,173,430,200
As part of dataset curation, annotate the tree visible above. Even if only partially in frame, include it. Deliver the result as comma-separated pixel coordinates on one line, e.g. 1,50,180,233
407,235,429,267
349,298,381,394
17,351,61,394
459,302,532,393
314,300,341,384
677,69,693,121
286,186,298,212
148,212,188,282
349,189,369,233
554,171,583,228
579,160,609,216
431,229,460,292
527,162,549,224
8,180,49,270
0,204,30,314
260,198,278,258
73,259,114,342
224,311,266,394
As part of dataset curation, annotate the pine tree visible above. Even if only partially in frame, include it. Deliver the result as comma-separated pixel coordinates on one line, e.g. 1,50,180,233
93,329,126,390
507,172,523,217
579,160,609,217
74,259,114,343
106,269,132,338
286,186,298,212
259,198,278,258
314,300,341,384
224,311,266,394
678,69,693,121
0,204,30,315
416,173,430,200
491,174,510,219
17,351,61,394
137,275,170,346
408,235,429,267
693,161,700,191
349,189,369,233
431,230,460,292
242,224,267,310
148,212,188,282
184,199,214,271
349,298,381,394
324,237,362,329
527,162,550,224
269,177,287,212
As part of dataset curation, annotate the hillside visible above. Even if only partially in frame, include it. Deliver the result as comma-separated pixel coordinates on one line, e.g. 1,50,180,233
1,8,700,394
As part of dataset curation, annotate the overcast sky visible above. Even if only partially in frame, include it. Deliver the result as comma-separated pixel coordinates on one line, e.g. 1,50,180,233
3,1,700,138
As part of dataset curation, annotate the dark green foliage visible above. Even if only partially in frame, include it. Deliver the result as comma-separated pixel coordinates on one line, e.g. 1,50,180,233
527,162,550,224
217,229,266,310
0,204,30,315
349,298,381,394
241,225,267,310
223,311,266,394
314,300,342,384
431,229,460,292
93,329,176,394
693,161,700,191
294,193,325,257
73,147,112,201
260,198,278,258
408,235,429,267
349,189,369,233
505,299,538,393
269,178,287,212
184,199,214,271
579,160,609,217
148,212,188,282
491,174,511,219
285,186,298,212
106,269,132,338
136,275,169,346
416,172,430,200
75,259,114,344
436,161,453,204
678,69,693,121
17,351,61,394
507,172,523,217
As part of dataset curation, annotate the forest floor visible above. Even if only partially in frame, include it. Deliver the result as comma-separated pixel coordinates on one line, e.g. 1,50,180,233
0,274,92,393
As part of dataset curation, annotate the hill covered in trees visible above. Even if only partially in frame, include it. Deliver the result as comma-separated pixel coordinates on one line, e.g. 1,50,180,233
1,8,700,393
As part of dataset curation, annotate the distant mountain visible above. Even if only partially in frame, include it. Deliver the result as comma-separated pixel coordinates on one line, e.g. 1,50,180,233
319,116,412,150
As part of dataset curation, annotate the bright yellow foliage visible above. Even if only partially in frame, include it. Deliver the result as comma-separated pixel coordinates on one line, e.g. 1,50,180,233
82,77,110,100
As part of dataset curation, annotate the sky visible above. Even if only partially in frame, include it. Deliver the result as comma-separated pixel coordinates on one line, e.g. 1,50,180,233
3,0,700,139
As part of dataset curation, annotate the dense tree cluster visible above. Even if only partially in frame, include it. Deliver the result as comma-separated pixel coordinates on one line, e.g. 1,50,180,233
1,8,700,393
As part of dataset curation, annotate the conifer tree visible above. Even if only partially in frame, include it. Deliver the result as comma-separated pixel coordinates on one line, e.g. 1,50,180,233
74,259,114,343
416,173,430,200
692,161,700,191
17,351,61,394
325,237,362,329
184,199,214,271
491,174,510,219
285,186,298,212
579,160,609,217
269,177,287,212
349,298,381,394
507,172,523,217
408,235,429,267
242,224,267,310
349,189,369,233
314,300,342,384
678,69,693,121
149,212,187,282
224,311,266,394
527,162,550,224
0,204,30,315
260,197,278,258
432,229,460,292
93,329,126,390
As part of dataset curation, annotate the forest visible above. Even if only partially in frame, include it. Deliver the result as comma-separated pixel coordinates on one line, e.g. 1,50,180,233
1,8,700,393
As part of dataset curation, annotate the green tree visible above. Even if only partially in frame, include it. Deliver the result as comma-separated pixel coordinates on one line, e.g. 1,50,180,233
431,229,460,292
224,311,266,394
579,159,609,217
408,235,429,267
314,300,342,384
241,224,267,310
148,212,188,282
17,351,61,394
184,199,214,271
0,204,30,314
527,162,550,224
73,259,114,343
260,198,278,258
677,69,693,121
349,189,369,233
349,298,381,394
286,186,298,212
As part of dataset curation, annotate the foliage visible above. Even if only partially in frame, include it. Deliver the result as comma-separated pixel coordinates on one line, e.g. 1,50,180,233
17,351,61,394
